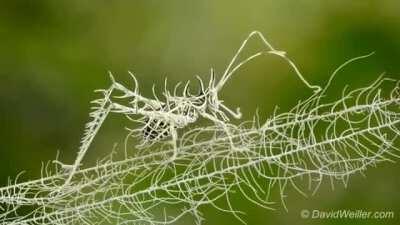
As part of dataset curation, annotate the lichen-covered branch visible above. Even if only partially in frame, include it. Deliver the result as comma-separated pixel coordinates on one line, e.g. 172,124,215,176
1,77,399,225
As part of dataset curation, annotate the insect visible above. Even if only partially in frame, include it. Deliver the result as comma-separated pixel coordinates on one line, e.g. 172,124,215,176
59,31,321,188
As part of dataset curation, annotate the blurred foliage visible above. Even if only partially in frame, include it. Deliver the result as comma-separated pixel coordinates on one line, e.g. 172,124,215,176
0,1,399,224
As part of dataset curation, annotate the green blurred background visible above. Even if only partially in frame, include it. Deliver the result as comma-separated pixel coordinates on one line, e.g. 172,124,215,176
1,1,400,224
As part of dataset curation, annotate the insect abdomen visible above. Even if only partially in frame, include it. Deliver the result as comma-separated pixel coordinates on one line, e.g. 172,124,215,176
142,118,171,142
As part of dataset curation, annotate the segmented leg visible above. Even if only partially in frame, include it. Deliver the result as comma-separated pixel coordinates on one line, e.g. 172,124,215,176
59,73,162,191
57,85,114,192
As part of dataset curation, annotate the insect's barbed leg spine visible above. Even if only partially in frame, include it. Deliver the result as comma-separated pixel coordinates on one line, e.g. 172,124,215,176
61,84,115,190
62,71,152,188
61,72,129,189
216,31,321,93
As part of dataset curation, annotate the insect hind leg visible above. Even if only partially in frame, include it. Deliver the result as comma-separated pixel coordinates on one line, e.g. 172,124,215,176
56,84,115,193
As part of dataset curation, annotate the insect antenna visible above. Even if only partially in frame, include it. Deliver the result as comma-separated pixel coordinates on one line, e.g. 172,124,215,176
215,31,321,93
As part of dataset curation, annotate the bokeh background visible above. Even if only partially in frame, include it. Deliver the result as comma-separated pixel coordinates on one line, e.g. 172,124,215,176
1,1,400,224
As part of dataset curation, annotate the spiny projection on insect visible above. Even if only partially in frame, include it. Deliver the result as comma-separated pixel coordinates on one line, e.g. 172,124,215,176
58,31,322,189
